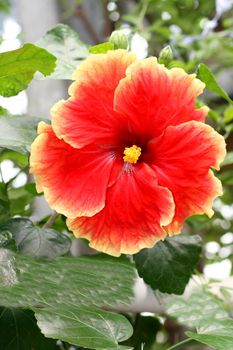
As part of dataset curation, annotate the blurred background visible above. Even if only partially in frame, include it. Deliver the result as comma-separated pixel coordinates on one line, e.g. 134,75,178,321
1,0,233,349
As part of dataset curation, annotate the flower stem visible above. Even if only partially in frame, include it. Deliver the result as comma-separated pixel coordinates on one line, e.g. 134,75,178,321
166,338,193,350
43,211,59,228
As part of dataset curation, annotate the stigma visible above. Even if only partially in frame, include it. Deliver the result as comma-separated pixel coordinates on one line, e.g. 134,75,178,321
123,145,142,164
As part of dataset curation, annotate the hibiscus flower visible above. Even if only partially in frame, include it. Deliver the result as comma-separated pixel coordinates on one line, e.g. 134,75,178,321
30,50,226,256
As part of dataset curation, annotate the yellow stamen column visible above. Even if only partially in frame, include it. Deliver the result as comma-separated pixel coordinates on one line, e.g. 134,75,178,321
123,145,142,164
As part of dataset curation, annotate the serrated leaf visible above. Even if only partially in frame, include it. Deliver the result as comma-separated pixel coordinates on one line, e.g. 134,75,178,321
196,63,233,104
134,235,202,295
0,250,135,349
89,42,114,54
37,23,89,79
0,307,57,350
0,115,46,154
0,218,71,259
186,319,233,350
0,43,56,96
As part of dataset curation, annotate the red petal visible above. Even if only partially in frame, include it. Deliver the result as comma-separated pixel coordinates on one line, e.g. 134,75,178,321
114,58,208,138
30,122,116,218
67,163,175,256
148,121,226,234
51,50,136,148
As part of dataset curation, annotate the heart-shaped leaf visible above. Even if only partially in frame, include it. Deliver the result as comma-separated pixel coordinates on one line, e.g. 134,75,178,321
134,235,202,294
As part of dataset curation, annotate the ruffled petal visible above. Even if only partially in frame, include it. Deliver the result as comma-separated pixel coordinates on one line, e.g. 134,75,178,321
30,122,116,218
114,57,208,139
148,121,226,234
51,50,137,148
67,163,175,256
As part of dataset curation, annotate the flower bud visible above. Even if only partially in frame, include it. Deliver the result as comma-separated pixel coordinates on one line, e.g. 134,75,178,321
158,45,173,66
109,31,129,50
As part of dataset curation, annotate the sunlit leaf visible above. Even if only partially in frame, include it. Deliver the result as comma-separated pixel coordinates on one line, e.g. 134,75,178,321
0,43,56,97
0,115,47,154
0,250,135,349
196,63,233,104
37,24,89,79
186,319,233,350
166,289,228,328
89,42,114,54
223,106,233,123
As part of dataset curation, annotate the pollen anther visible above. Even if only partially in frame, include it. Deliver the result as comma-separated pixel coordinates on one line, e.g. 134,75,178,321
123,145,142,164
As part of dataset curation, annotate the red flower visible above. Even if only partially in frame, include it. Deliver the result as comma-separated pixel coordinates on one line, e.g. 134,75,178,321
30,50,226,256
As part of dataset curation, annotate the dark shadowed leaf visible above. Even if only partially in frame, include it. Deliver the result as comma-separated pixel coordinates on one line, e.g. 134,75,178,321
196,63,233,104
134,235,202,294
0,218,71,259
0,307,57,350
0,250,135,349
0,115,47,154
0,43,56,96
37,23,89,79
0,181,10,224
127,315,161,350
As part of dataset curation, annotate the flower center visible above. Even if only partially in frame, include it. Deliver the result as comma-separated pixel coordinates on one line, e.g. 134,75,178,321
123,145,142,164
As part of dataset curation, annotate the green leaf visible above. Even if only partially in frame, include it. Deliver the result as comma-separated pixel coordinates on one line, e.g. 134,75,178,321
89,42,114,54
0,181,10,224
166,289,229,328
196,63,233,104
0,149,29,167
167,288,232,349
128,315,160,350
37,24,89,79
223,106,233,123
186,319,233,350
0,250,135,349
221,151,233,167
0,0,11,13
218,169,233,185
0,43,56,97
133,235,202,295
8,185,34,217
0,307,57,350
36,305,132,350
0,115,46,154
0,230,17,251
0,218,71,259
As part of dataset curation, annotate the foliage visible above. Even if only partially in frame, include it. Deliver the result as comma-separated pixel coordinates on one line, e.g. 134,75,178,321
134,235,202,295
0,44,56,96
0,1,233,349
37,24,89,79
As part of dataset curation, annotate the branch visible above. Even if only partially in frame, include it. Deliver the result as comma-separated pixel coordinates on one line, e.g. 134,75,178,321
43,211,60,228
